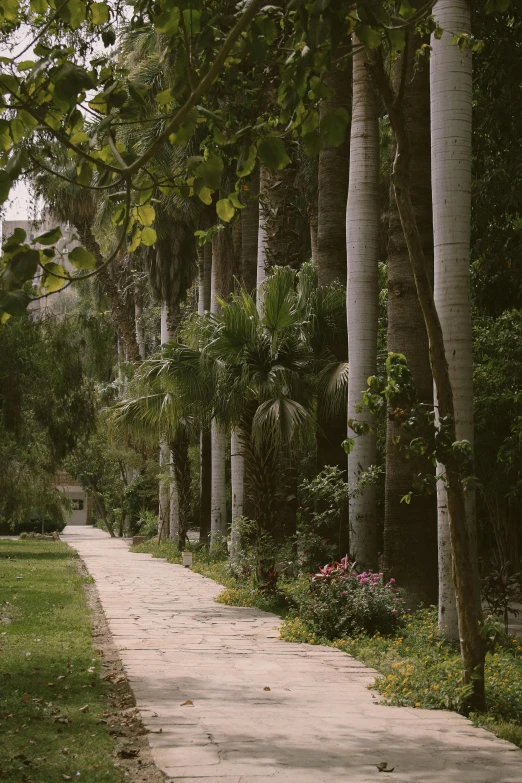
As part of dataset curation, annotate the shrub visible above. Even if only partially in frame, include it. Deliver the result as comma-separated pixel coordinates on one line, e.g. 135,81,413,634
138,509,158,538
292,557,406,639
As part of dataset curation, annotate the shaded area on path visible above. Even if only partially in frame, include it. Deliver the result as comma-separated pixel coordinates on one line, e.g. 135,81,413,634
63,526,522,783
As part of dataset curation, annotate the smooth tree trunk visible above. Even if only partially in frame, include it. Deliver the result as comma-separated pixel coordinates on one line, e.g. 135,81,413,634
171,426,192,551
158,440,170,541
230,429,244,562
241,169,259,296
210,228,233,547
317,49,351,287
198,241,212,543
369,44,485,713
345,40,380,571
134,282,146,360
431,0,476,640
384,34,437,608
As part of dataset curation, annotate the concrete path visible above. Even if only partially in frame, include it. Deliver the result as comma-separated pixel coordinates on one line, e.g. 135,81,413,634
63,526,522,782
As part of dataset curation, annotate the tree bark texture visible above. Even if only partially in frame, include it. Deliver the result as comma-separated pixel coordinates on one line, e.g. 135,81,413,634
431,0,476,640
384,35,437,608
317,50,352,287
346,41,380,571
230,429,245,562
368,45,485,713
240,168,259,296
171,425,192,551
199,428,211,544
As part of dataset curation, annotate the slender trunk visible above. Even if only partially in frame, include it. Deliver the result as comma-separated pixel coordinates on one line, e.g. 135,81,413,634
384,35,437,608
171,426,192,551
346,40,380,570
199,428,211,544
134,282,146,360
230,429,244,562
169,460,179,543
241,169,259,296
209,227,233,547
309,206,318,265
431,0,476,640
158,440,170,542
317,49,351,286
369,45,485,713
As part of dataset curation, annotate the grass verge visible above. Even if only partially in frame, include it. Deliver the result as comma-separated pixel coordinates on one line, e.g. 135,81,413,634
131,539,522,749
0,539,125,783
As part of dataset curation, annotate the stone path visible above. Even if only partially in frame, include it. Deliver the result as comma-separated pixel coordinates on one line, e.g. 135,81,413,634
63,526,522,782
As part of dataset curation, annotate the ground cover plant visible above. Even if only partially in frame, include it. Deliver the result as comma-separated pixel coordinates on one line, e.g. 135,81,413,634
131,539,522,749
0,539,125,782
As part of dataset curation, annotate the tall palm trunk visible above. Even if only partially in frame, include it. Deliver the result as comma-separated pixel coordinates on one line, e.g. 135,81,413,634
431,0,476,639
198,242,212,543
346,41,380,571
369,35,485,712
134,280,146,359
171,425,192,551
210,227,233,546
384,35,437,608
315,53,351,551
230,430,244,562
241,169,259,296
158,304,173,541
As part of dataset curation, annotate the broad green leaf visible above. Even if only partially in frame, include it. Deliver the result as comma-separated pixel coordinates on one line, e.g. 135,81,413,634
6,148,28,179
156,88,173,105
399,0,416,19
357,24,382,49
0,0,19,21
154,6,180,35
257,137,291,171
0,290,30,316
3,227,26,247
387,28,406,54
10,249,39,282
197,186,213,205
34,226,62,245
77,161,92,186
228,192,245,210
70,131,89,144
136,187,153,206
213,126,229,146
216,198,235,222
485,0,510,11
19,110,38,130
0,170,12,203
42,263,67,293
135,204,155,226
17,60,35,72
58,0,86,29
30,0,47,12
169,111,197,144
302,131,322,157
91,2,109,24
195,156,224,190
128,227,141,253
69,246,97,269
141,227,157,246
236,144,257,178
320,107,350,148
183,8,201,34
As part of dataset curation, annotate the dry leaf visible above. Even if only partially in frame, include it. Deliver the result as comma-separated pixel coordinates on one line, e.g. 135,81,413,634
376,762,395,773
180,700,193,707
263,687,271,691
79,705,89,713
62,775,72,781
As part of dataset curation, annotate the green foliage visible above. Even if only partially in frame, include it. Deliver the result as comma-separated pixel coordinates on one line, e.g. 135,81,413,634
0,317,95,529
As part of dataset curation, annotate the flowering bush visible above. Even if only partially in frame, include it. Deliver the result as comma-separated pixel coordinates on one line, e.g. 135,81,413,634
292,557,406,639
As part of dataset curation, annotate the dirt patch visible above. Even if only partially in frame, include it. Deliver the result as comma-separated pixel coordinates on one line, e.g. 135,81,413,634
77,558,166,783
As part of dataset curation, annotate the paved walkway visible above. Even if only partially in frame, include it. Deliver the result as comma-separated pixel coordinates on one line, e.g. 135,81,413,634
63,527,522,782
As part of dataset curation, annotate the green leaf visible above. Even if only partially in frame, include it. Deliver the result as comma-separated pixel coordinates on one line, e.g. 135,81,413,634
91,2,109,24
0,290,30,316
216,198,235,222
156,88,173,105
30,0,47,12
141,227,157,246
195,156,224,190
183,8,201,34
197,186,213,205
135,204,155,226
357,24,382,49
0,170,12,203
6,148,27,179
34,226,62,246
70,130,89,144
169,111,197,144
257,137,291,171
213,126,229,146
77,161,92,186
69,246,97,269
128,227,141,253
10,249,39,282
387,28,406,54
302,131,322,157
320,107,350,148
42,263,67,293
227,191,245,209
398,0,415,19
236,144,257,178
485,0,510,11
155,6,180,35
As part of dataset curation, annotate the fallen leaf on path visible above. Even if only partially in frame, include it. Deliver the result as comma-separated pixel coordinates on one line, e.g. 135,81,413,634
376,762,395,773
79,705,89,713
61,775,72,780
263,687,271,691
118,748,139,759
180,700,193,707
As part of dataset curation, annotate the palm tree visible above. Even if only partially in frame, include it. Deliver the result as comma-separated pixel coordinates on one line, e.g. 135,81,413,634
431,0,476,639
345,41,380,570
383,34,437,608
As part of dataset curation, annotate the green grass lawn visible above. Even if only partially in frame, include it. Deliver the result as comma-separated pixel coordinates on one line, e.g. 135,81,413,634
132,539,522,749
0,539,125,783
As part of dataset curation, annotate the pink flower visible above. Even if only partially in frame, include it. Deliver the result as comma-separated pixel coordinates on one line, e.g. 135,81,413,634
392,609,398,615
